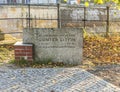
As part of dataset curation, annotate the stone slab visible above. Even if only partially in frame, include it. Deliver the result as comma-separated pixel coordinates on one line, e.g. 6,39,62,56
23,28,83,64
14,41,33,46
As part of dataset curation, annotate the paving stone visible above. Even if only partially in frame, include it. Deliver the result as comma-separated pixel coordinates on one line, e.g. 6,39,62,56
0,68,120,92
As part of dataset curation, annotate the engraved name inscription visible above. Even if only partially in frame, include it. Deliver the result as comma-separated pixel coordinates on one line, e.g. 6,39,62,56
34,33,76,48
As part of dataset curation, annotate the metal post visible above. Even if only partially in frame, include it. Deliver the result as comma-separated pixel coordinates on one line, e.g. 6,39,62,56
57,3,60,28
106,6,109,37
84,7,86,29
28,3,30,29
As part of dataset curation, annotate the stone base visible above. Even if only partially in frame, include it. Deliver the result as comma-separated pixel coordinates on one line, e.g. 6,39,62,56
23,28,83,65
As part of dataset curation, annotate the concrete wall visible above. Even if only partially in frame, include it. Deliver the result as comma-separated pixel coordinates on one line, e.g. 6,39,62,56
0,6,57,38
0,6,120,37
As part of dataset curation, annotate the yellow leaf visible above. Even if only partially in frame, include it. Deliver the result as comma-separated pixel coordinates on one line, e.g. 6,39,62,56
64,0,67,3
85,2,89,7
97,0,103,4
11,76,16,80
112,0,119,4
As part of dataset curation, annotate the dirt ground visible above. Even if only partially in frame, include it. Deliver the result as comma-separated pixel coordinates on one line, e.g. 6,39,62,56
87,64,120,87
71,57,120,88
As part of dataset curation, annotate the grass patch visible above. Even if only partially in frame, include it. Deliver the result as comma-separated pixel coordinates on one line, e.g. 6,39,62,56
10,59,69,68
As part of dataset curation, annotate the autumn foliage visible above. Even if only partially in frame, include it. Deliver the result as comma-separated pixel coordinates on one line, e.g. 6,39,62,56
83,33,120,64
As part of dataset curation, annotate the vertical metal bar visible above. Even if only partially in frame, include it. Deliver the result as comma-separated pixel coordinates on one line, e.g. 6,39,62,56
84,7,86,29
21,6,23,29
47,12,49,28
51,14,52,28
106,6,109,37
57,3,60,28
31,14,33,28
26,12,28,28
28,3,30,29
39,15,40,28
35,15,37,28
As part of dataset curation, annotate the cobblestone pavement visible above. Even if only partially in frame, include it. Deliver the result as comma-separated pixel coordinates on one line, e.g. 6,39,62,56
0,68,120,92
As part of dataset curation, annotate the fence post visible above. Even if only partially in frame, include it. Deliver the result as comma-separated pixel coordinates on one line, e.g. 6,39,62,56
106,6,109,37
57,3,60,28
28,3,30,29
84,7,86,29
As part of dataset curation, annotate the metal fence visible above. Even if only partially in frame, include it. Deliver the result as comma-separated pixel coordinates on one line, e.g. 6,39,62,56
0,4,120,39
60,5,120,36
